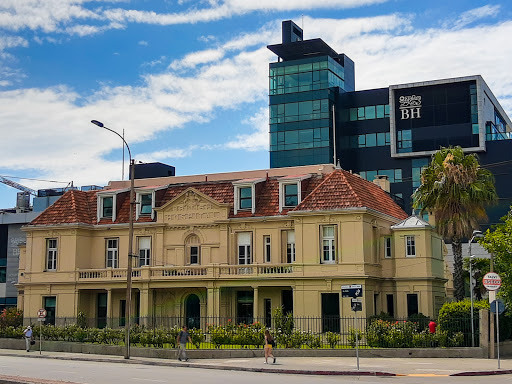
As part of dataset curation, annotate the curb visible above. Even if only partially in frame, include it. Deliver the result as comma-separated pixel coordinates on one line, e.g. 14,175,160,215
452,370,512,376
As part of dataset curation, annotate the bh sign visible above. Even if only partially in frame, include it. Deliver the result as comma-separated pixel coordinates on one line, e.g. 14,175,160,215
399,95,422,120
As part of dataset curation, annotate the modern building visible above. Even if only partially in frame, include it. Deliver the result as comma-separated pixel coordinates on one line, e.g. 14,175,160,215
18,164,449,327
268,21,512,226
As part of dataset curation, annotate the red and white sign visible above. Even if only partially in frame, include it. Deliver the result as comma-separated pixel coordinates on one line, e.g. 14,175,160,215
37,308,47,319
483,272,502,291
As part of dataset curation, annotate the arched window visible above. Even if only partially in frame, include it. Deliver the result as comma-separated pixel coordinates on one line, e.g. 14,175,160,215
185,235,200,265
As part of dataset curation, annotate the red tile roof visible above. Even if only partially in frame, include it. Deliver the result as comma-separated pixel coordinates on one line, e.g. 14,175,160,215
28,169,407,226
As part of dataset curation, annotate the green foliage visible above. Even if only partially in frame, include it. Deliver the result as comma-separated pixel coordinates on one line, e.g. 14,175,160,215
438,299,488,345
480,206,512,306
347,328,364,348
463,257,490,301
412,146,497,301
366,320,425,348
0,326,24,338
77,311,87,329
325,331,340,348
0,308,23,328
407,313,430,330
273,306,294,336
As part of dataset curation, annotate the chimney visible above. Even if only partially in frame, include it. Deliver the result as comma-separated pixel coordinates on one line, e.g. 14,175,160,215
373,175,390,193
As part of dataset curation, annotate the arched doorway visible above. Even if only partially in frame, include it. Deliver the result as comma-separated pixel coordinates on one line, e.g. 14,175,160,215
185,294,200,329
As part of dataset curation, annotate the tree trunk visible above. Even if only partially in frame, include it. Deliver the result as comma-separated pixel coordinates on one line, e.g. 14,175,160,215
452,241,464,301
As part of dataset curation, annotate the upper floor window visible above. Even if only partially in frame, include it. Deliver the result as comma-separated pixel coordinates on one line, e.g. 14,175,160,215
405,235,416,257
239,187,252,210
264,235,271,263
321,225,336,264
278,174,310,212
138,237,151,267
140,194,152,215
233,178,265,215
97,193,118,222
237,232,252,265
106,238,119,268
284,184,298,207
46,238,58,271
286,230,296,263
384,237,392,259
102,196,113,218
186,234,200,265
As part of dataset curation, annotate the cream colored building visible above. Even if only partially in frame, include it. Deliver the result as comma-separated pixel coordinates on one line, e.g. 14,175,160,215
17,164,447,329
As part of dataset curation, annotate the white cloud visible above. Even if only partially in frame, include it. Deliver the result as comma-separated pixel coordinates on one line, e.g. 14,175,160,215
224,107,268,151
137,147,196,163
453,5,500,29
138,40,148,46
169,48,226,70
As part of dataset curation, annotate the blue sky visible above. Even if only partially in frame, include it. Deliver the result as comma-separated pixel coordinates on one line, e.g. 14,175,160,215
0,0,511,208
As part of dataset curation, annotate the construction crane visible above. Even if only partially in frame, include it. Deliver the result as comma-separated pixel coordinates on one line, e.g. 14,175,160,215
0,176,37,196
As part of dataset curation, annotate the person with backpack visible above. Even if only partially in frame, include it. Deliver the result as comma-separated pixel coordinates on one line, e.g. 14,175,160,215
264,329,276,364
177,326,193,361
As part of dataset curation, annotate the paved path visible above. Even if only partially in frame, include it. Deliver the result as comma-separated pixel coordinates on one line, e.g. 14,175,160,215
0,348,510,382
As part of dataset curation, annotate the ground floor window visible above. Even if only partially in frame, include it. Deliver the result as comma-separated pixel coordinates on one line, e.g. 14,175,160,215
321,293,340,333
185,294,200,329
44,296,56,325
386,294,395,317
281,290,293,315
264,298,272,328
236,291,253,324
97,293,107,328
407,294,418,317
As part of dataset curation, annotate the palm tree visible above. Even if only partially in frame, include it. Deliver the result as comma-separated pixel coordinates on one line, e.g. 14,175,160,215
412,146,497,301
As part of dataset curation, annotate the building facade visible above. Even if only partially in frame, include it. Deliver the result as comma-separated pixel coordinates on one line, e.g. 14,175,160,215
269,21,512,226
18,165,448,327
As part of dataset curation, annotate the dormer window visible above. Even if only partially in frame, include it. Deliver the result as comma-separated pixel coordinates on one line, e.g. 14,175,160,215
284,184,298,207
140,194,152,215
233,178,265,215
97,193,118,222
103,197,113,217
278,174,311,212
239,187,252,209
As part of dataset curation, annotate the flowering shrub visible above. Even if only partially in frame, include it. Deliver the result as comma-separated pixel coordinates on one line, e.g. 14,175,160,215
0,308,23,328
325,331,340,348
208,322,264,348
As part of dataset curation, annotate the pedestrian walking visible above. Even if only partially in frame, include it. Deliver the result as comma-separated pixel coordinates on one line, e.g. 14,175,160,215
177,326,193,361
23,326,33,352
263,330,276,364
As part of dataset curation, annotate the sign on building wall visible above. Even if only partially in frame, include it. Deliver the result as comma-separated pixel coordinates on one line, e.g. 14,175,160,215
399,95,422,120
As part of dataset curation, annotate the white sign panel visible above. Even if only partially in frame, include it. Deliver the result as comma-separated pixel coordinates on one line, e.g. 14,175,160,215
483,272,502,291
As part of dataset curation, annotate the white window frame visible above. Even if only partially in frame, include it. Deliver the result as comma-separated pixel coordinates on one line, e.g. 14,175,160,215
286,230,296,263
264,235,271,263
384,237,392,258
233,178,265,215
138,237,151,267
185,234,201,265
97,192,120,222
405,235,416,257
321,225,336,264
237,232,252,265
136,192,155,220
106,238,119,268
278,174,311,212
46,238,57,271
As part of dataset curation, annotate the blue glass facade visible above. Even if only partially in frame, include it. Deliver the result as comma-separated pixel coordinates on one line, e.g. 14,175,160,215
268,21,512,227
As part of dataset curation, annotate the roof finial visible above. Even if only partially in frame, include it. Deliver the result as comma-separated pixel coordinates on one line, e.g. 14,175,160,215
335,159,341,170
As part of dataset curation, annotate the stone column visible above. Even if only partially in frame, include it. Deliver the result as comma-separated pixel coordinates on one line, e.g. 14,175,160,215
106,288,112,327
253,287,259,321
139,288,151,326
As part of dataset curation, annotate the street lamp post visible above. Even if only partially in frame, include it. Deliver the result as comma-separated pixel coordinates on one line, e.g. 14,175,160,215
91,120,134,359
468,229,484,348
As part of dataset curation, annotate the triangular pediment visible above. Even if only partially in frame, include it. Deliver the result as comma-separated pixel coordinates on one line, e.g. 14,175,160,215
157,188,229,224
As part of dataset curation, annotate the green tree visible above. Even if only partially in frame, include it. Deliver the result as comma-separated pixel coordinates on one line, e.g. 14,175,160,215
479,206,512,304
412,146,497,301
463,257,490,301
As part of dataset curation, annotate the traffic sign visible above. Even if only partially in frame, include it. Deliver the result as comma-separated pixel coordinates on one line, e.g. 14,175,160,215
483,272,502,291
37,308,47,319
490,299,505,315
351,298,362,312
342,285,363,298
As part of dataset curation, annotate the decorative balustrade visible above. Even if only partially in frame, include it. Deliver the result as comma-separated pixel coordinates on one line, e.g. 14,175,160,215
77,263,299,281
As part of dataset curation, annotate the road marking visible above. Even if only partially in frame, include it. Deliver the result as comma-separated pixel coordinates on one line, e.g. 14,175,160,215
404,374,450,377
132,379,167,383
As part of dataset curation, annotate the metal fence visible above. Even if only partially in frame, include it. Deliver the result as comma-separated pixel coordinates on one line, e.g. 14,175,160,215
22,315,478,349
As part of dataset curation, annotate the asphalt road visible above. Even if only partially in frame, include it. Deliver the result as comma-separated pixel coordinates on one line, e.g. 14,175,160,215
1,355,512,384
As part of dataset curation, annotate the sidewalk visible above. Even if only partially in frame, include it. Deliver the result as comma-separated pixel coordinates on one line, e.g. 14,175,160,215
0,348,511,377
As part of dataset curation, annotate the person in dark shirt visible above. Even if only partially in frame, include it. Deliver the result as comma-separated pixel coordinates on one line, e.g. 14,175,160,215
177,326,192,361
